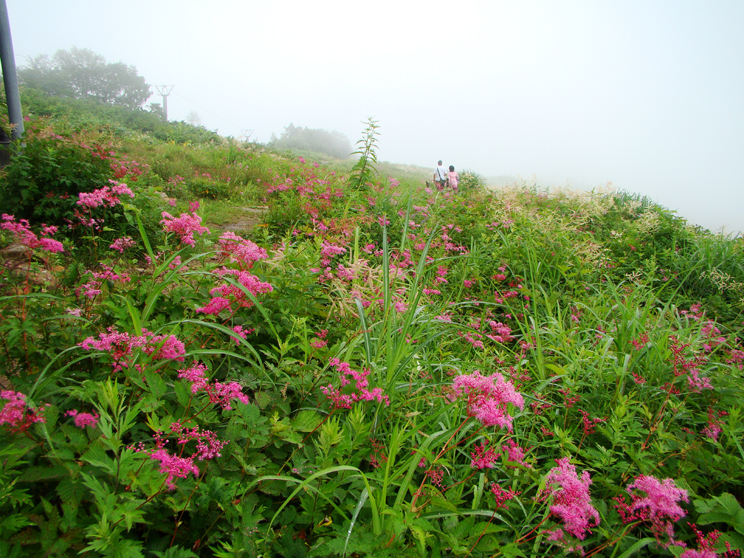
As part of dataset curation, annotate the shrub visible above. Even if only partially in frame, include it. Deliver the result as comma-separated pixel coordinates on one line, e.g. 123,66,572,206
0,131,112,225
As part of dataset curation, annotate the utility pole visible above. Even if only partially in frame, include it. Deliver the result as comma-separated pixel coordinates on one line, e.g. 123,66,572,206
154,85,174,121
0,0,23,141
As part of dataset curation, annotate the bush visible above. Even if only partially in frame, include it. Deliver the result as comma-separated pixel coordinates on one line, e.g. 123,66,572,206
458,169,484,191
0,132,112,225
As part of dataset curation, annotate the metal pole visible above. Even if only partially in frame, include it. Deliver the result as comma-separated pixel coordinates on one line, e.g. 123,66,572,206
0,0,23,140
155,85,174,122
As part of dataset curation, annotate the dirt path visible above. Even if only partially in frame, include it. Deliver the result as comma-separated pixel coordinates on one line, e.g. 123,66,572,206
216,206,268,234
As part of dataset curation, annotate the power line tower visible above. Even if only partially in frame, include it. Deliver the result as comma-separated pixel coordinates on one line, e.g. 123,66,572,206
154,85,174,121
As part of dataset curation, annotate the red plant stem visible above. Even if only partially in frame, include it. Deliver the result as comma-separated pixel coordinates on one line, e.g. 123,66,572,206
581,521,639,558
410,416,470,511
468,511,497,553
515,513,550,545
170,462,209,547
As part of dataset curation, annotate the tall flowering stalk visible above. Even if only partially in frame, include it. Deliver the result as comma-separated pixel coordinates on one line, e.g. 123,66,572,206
541,457,600,552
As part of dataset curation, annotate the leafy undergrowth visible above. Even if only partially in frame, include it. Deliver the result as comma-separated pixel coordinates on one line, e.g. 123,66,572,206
1,115,744,558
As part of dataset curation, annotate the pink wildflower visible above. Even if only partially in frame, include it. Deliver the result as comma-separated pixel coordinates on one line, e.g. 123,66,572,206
197,267,273,315
614,475,689,547
79,327,185,372
172,422,227,460
503,438,531,468
196,296,231,315
321,358,389,408
211,381,250,409
149,448,200,490
543,457,600,541
470,441,500,469
1,214,64,253
66,409,100,428
0,391,46,432
109,236,136,253
681,524,740,558
177,362,249,409
77,181,134,208
231,325,254,345
161,211,210,246
177,362,209,393
451,371,524,431
218,232,268,267
77,280,103,299
491,483,520,509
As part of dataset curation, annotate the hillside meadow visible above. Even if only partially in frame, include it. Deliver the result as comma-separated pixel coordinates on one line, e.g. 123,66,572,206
0,110,743,558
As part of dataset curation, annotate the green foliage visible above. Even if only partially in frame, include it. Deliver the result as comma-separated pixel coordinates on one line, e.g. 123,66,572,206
21,87,221,145
348,117,380,190
1,108,743,558
0,130,111,224
458,169,485,191
271,123,352,159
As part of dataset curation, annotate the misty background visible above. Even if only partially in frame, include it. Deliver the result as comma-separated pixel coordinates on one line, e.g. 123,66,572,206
6,0,744,234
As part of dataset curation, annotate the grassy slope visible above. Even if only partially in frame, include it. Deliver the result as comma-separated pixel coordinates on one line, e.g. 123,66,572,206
1,92,744,556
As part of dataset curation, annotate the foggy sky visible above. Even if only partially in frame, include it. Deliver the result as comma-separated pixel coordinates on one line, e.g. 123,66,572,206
7,0,744,234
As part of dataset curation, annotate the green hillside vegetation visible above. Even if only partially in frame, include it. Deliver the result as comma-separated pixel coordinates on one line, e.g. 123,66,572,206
0,77,743,557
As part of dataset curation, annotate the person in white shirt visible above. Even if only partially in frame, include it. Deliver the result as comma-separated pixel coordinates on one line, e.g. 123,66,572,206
433,160,447,190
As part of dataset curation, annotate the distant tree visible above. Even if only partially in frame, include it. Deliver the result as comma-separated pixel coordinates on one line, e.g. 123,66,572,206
270,124,351,159
186,110,202,127
19,47,151,109
147,102,165,120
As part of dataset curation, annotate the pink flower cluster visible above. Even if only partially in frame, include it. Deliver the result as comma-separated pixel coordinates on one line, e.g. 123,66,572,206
310,329,329,349
0,390,46,432
450,371,524,430
138,422,227,490
458,319,514,350
196,267,273,315
543,457,600,545
149,448,200,490
80,327,186,372
177,362,249,409
681,524,740,558
231,325,254,345
77,181,134,208
470,440,500,469
320,241,347,266
171,421,227,460
160,210,210,246
614,474,689,547
503,438,531,468
1,214,64,253
217,232,268,267
66,409,100,428
669,336,713,392
110,236,136,253
491,483,520,509
321,358,390,409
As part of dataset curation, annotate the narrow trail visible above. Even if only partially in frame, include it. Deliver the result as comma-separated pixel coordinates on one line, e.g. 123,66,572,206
211,206,268,234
